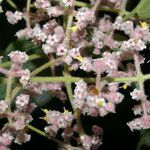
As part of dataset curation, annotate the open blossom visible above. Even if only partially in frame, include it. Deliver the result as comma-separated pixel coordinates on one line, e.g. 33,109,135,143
76,8,95,28
56,44,68,56
81,135,92,150
130,88,144,101
93,59,106,73
0,100,8,113
127,116,150,131
8,51,28,64
6,11,23,25
16,94,30,107
46,6,64,17
45,110,74,128
86,96,106,108
73,80,88,100
19,69,30,87
0,132,13,146
102,52,119,70
43,110,74,136
34,0,51,9
79,57,93,72
62,0,74,7
14,133,31,145
121,38,146,51
30,24,47,42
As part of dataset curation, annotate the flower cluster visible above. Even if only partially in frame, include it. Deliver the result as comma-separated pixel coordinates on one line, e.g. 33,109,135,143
44,110,74,136
6,11,23,25
0,94,36,148
0,0,150,149
73,80,124,117
1,51,30,87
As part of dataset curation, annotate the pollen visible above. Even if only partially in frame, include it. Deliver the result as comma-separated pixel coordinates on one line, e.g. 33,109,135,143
71,26,78,32
39,116,47,121
140,21,148,28
75,55,83,62
122,84,128,89
68,67,74,71
64,107,69,114
41,109,49,114
97,100,103,107
89,87,99,95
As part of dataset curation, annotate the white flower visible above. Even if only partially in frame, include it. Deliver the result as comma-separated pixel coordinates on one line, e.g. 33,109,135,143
74,80,88,100
80,57,93,72
42,44,55,54
130,88,144,101
31,24,47,42
56,45,68,56
16,94,29,107
62,0,74,7
34,0,51,9
6,11,23,24
0,100,8,113
19,69,30,87
8,51,29,64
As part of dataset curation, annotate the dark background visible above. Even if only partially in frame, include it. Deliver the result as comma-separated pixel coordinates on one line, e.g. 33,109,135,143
0,0,150,150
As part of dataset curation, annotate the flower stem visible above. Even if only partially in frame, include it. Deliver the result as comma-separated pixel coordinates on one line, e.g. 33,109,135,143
26,0,31,28
30,74,150,83
26,124,83,149
63,69,85,135
31,57,63,76
133,54,147,116
5,76,13,102
0,54,42,68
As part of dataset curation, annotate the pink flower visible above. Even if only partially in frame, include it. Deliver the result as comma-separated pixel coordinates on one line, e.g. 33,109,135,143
105,102,116,113
74,80,88,100
6,11,23,25
80,135,92,150
34,0,51,9
56,44,68,56
14,133,31,145
62,0,74,7
127,116,150,131
130,88,144,101
0,132,13,146
93,59,106,73
79,57,93,72
0,100,8,113
8,51,28,64
16,94,30,108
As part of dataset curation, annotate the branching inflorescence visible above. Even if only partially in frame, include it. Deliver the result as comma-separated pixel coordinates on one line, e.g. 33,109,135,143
0,0,150,149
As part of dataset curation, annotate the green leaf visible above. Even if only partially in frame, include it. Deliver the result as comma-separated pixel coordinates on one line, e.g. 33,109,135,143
123,0,150,19
4,38,42,58
137,129,150,150
0,84,7,99
32,91,53,107
132,0,150,19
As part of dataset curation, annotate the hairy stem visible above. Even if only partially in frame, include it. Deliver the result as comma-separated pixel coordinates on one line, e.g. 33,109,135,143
92,0,102,12
31,57,63,76
133,54,147,116
5,76,13,112
0,54,42,68
63,69,85,135
26,0,31,28
26,124,83,149
30,74,150,83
